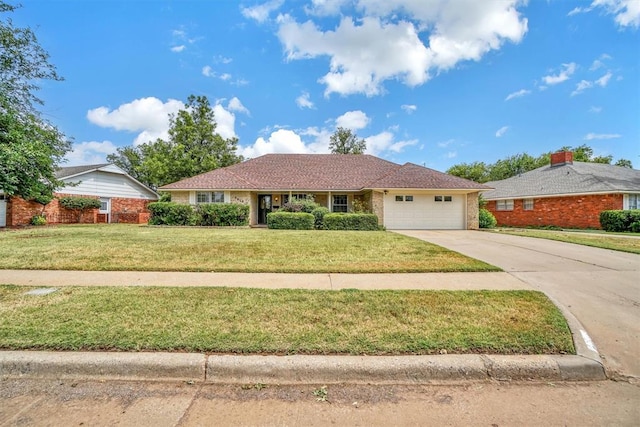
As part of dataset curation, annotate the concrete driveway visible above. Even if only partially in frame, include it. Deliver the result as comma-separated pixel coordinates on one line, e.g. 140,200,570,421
396,230,640,381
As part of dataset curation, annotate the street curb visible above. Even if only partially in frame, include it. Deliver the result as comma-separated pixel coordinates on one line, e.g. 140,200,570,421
0,352,606,383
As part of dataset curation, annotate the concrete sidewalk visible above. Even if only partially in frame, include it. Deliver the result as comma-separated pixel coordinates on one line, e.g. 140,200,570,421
0,269,607,383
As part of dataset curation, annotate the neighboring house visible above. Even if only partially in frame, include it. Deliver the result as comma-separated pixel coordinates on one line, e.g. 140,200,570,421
1,164,159,227
483,151,640,229
159,154,490,230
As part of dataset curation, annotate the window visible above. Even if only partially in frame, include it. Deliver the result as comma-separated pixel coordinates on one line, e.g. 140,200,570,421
99,199,108,212
283,194,311,204
523,199,534,210
395,195,404,202
332,195,348,212
496,199,514,211
443,196,452,202
434,196,443,202
434,195,452,202
628,194,640,210
196,191,224,204
405,195,414,202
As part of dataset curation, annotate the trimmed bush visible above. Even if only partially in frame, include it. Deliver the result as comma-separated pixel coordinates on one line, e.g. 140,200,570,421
311,207,330,230
279,196,320,213
324,213,379,231
194,203,249,226
267,212,314,230
599,209,640,232
148,202,196,226
58,196,101,222
479,208,497,229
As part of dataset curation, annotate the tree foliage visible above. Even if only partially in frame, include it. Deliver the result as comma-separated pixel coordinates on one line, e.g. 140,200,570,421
329,127,366,154
0,2,70,202
108,95,243,188
447,144,633,183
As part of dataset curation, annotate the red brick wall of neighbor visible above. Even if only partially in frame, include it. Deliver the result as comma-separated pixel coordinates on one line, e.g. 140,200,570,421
487,194,624,229
7,194,152,226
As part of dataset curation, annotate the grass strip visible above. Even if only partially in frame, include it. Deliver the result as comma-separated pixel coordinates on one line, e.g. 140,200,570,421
493,229,640,254
0,286,574,355
0,225,498,273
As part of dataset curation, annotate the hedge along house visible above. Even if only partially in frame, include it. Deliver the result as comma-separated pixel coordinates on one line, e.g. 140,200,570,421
483,151,640,229
0,164,159,227
159,154,490,230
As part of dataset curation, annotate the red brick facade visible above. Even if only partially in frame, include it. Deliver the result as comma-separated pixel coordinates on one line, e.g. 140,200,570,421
5,193,152,227
487,194,624,229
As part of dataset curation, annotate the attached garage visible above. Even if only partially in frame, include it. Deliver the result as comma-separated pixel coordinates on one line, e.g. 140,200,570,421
383,192,465,230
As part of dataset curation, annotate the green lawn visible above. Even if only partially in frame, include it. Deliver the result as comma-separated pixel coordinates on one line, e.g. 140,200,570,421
0,225,498,273
0,285,574,355
493,228,640,254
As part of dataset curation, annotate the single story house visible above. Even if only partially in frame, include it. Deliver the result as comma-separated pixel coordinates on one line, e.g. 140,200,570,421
1,164,159,227
483,151,640,229
159,154,490,230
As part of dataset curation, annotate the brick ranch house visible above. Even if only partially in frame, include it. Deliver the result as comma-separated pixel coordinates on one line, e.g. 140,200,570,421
483,151,640,229
160,154,490,230
0,164,159,227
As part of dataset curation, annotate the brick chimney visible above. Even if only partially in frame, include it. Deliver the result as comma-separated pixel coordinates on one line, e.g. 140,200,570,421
550,151,573,167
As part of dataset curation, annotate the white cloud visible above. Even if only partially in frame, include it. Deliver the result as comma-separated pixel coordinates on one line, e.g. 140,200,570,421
276,1,527,96
590,54,611,70
505,89,531,101
596,71,613,87
202,66,214,77
571,80,594,96
567,6,589,16
214,55,233,64
567,1,640,27
437,139,455,148
446,151,458,159
241,0,284,23
87,97,184,145
239,129,311,158
170,45,186,53
584,132,622,140
542,62,577,85
228,97,250,115
495,126,509,138
305,0,348,16
296,91,315,109
64,140,118,166
219,73,232,81
589,106,603,113
213,103,237,140
335,110,370,130
401,104,417,114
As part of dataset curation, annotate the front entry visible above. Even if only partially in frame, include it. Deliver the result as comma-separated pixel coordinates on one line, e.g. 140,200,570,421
258,195,272,225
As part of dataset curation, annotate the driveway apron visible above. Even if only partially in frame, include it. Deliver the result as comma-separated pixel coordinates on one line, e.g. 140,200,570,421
395,230,640,380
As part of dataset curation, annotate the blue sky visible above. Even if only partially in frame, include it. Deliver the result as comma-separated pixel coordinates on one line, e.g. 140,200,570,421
13,0,640,171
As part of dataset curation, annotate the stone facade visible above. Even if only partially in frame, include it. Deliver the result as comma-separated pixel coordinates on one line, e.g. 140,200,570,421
371,191,384,225
230,191,251,205
170,191,190,204
487,193,623,229
466,192,479,230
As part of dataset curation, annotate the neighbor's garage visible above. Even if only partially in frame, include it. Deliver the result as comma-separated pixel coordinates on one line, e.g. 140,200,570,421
383,193,465,230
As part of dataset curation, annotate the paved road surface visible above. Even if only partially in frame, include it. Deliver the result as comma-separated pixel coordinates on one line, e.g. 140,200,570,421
396,230,640,381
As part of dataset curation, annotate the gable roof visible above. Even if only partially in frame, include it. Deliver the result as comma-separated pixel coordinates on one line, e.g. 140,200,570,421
160,154,490,192
56,163,159,198
483,162,640,200
56,164,110,179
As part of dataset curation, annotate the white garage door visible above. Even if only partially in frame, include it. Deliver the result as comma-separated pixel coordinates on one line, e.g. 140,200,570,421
383,193,465,230
0,198,6,227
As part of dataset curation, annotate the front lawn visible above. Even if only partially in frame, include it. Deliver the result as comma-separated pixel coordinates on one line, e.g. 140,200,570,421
0,286,574,355
0,225,498,273
492,228,640,254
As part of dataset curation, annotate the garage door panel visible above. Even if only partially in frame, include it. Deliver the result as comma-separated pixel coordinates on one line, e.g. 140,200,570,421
384,194,464,230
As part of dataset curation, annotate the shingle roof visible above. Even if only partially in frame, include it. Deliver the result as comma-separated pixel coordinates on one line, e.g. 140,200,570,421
160,154,488,191
55,164,110,179
483,162,640,200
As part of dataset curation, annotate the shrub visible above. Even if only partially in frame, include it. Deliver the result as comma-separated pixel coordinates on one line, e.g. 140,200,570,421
148,202,196,226
479,208,497,229
600,210,640,232
267,212,314,230
58,197,101,222
351,199,371,213
30,215,47,226
324,213,379,231
279,195,319,213
194,203,249,226
311,207,330,230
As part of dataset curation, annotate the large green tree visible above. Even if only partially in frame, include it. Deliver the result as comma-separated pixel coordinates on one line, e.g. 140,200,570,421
0,1,70,201
108,95,243,188
329,127,366,154
447,144,633,183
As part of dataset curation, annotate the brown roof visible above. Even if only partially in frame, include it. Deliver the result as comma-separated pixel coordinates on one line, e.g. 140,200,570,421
160,154,489,191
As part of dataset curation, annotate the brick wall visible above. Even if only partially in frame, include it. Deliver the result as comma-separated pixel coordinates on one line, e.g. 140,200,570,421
110,197,153,224
487,194,623,229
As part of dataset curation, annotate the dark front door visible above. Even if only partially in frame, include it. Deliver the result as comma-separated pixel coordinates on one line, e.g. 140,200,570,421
258,195,272,225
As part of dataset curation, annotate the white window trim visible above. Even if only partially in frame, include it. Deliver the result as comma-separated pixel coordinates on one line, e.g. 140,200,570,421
523,199,534,211
332,194,348,213
496,199,514,211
